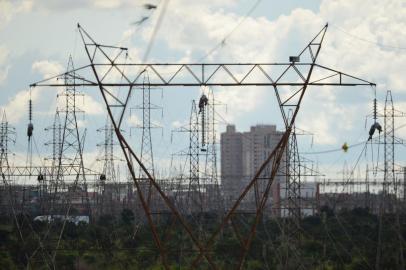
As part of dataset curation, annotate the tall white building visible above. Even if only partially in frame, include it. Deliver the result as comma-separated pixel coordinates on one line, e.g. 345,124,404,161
221,124,284,213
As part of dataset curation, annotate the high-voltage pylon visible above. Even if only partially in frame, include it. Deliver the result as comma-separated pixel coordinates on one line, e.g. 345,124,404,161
56,56,86,177
189,100,202,212
52,56,90,217
286,129,301,220
384,90,395,201
171,100,202,213
139,74,157,179
32,23,375,270
201,89,222,212
96,118,119,216
172,91,222,214
376,90,405,270
0,112,16,209
45,111,62,184
98,120,117,183
131,72,162,209
0,112,15,183
276,124,305,269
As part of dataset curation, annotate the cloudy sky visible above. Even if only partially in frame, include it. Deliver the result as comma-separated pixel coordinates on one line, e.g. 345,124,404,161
1,0,405,181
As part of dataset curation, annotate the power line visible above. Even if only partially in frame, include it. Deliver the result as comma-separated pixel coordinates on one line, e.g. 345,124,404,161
197,0,263,62
142,0,170,63
302,123,406,155
330,23,406,51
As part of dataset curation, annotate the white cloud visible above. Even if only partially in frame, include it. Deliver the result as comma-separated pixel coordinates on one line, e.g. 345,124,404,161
83,95,105,115
0,59,103,127
1,60,70,124
0,66,9,85
171,120,185,128
215,86,266,123
0,46,9,63
127,114,141,126
77,119,87,128
393,101,406,140
0,46,10,84
138,0,406,146
92,0,121,9
0,0,33,29
55,93,104,115
32,60,64,78
1,88,31,124
31,0,237,11
2,0,406,153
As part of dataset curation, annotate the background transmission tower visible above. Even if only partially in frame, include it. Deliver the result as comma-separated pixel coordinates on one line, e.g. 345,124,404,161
199,89,223,212
0,112,15,184
96,118,122,216
189,100,201,213
384,90,395,208
0,112,17,215
45,112,62,188
131,72,162,213
52,56,89,216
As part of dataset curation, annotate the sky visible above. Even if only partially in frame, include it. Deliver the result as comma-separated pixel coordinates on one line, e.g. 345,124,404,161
0,0,406,182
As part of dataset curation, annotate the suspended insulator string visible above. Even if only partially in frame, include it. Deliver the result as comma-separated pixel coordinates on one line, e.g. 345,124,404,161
371,140,374,173
375,133,381,176
29,99,33,122
373,98,377,121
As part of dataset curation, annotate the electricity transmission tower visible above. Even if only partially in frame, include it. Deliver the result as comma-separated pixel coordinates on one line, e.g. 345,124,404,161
131,72,162,213
0,112,15,186
190,100,202,213
384,90,395,207
171,100,202,214
31,23,374,270
171,91,222,215
200,89,222,212
96,118,119,216
45,111,62,188
376,90,405,270
52,56,90,217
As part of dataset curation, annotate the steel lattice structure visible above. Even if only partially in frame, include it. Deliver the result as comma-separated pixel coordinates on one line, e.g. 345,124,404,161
0,112,15,184
30,23,375,270
384,91,395,200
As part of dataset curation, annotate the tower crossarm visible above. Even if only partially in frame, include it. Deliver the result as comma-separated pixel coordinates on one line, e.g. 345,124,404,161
3,165,101,177
31,62,374,88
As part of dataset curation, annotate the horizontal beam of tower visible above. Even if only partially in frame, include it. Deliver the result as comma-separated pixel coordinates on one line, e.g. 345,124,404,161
318,180,401,186
2,165,100,177
31,63,374,87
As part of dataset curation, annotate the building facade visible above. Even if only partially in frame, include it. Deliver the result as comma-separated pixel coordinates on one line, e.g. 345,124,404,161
221,124,285,214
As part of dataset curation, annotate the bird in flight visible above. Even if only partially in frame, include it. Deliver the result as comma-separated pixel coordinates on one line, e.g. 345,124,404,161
144,3,157,10
131,16,149,25
130,3,157,26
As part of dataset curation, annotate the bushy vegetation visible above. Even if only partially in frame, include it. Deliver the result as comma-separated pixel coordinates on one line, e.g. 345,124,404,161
0,207,405,269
